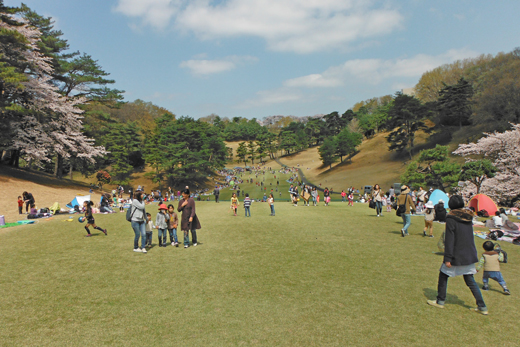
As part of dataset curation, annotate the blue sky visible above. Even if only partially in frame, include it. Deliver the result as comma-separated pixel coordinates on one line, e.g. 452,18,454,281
5,0,520,119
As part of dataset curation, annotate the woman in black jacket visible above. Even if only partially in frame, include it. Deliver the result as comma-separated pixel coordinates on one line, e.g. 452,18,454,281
22,191,35,213
427,195,487,315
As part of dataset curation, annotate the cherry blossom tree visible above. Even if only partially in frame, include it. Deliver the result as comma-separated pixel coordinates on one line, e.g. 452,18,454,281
1,8,106,176
454,123,520,204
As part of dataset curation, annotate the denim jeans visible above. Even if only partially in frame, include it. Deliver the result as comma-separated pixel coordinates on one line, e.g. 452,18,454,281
402,214,411,232
168,228,178,243
342,196,346,202
158,228,167,243
184,229,197,246
436,271,486,309
245,206,251,217
131,221,146,249
145,232,152,246
483,271,507,287
375,201,383,215
270,205,275,215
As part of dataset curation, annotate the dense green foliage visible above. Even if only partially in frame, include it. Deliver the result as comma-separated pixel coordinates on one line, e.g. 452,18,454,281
144,115,228,188
401,145,461,192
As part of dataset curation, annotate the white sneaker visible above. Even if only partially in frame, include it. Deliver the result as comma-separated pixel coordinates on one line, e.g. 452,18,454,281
184,245,188,248
142,248,147,253
171,242,175,246
193,243,197,247
133,248,142,252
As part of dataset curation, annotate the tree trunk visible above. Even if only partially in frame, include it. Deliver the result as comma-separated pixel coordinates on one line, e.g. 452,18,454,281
69,162,73,180
55,154,63,179
8,150,20,167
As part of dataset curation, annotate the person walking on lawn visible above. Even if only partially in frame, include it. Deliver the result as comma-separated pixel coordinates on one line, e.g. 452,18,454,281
372,184,384,217
427,195,488,315
397,185,415,237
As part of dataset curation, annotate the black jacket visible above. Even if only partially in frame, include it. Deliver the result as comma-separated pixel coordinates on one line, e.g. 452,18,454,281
443,209,478,266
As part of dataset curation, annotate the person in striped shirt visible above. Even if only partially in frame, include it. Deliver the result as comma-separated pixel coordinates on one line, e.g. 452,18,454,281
243,193,252,217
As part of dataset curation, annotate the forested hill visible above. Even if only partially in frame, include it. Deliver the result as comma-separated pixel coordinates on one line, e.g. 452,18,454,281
1,2,519,204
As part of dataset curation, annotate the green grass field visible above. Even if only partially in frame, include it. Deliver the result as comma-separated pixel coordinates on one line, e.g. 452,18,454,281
1,202,519,346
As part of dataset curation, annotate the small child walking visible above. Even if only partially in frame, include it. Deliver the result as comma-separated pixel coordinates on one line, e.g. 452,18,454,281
422,201,436,238
156,204,170,247
118,195,124,212
477,241,510,295
145,213,154,248
268,193,275,216
167,204,179,247
243,193,252,217
231,193,239,216
17,196,23,215
83,201,107,237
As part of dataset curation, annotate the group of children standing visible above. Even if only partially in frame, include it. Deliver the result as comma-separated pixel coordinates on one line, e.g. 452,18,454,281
230,192,275,217
145,204,179,248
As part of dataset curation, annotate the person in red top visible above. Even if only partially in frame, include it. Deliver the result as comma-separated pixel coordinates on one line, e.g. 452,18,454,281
17,196,24,214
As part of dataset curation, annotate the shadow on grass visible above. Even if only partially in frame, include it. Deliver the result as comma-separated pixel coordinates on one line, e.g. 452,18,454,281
423,288,472,309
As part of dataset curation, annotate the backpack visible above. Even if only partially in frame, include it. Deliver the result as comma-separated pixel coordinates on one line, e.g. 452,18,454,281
126,206,136,222
396,195,408,217
493,243,508,263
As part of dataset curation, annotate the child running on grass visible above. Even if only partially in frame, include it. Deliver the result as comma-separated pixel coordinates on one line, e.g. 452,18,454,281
145,213,154,248
231,193,239,216
422,201,436,238
268,193,275,216
167,204,179,247
83,201,107,237
156,204,169,247
476,241,510,295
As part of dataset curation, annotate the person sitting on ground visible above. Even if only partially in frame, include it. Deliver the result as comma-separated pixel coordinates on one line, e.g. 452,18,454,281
434,200,447,223
27,204,51,219
492,211,503,228
499,208,509,225
476,241,510,295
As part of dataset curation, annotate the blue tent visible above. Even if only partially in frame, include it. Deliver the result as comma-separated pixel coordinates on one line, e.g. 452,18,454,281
66,195,91,209
428,190,449,206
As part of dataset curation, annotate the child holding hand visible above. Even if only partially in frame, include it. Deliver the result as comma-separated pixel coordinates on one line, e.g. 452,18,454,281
156,204,170,247
167,204,179,247
145,213,154,248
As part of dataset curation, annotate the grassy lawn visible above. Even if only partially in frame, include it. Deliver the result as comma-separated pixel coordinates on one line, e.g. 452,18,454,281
1,201,519,346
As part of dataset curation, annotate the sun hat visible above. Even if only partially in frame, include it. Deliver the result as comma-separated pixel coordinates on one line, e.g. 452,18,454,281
158,204,168,210
401,185,410,194
425,201,434,209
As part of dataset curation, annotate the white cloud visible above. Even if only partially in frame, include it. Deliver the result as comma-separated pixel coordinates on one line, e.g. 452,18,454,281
179,55,257,76
114,0,180,29
237,89,302,109
114,0,403,53
283,48,479,88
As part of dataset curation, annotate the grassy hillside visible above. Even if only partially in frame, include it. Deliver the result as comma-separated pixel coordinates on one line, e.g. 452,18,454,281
277,132,404,192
